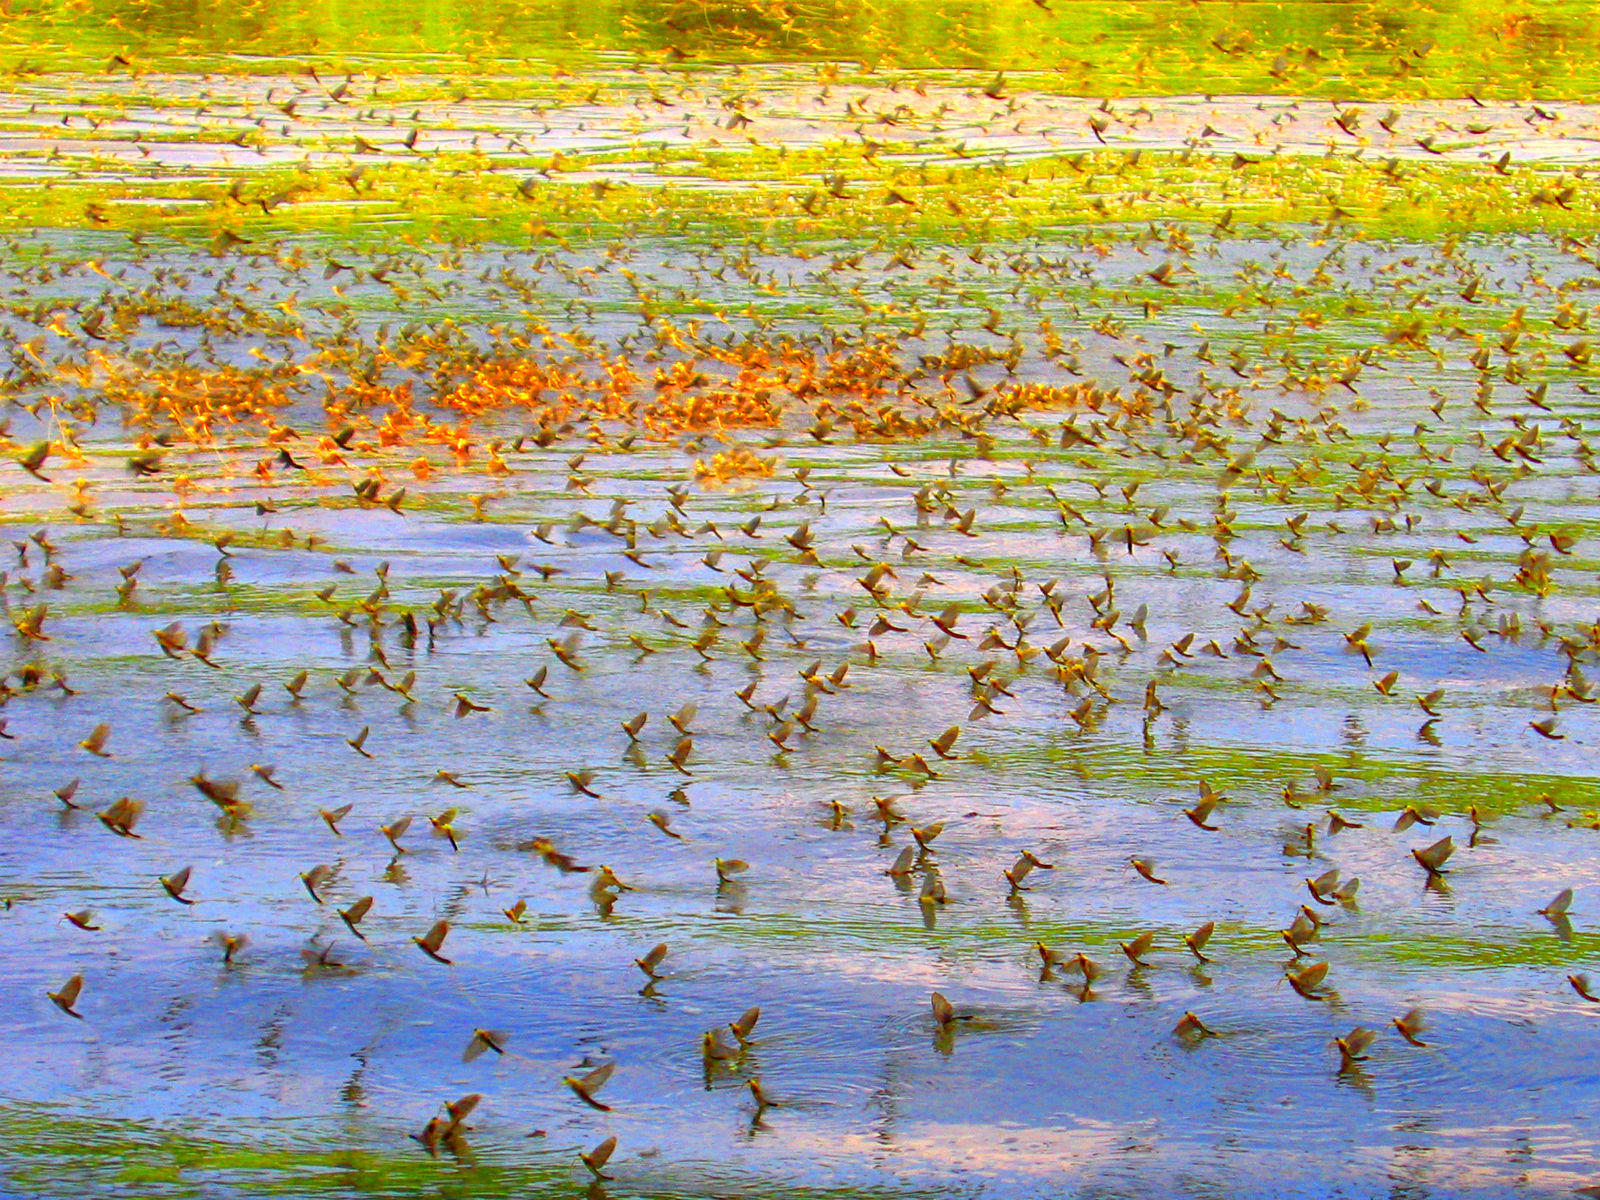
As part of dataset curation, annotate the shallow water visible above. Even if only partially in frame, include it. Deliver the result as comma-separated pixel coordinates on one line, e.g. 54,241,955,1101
4,9,1600,1198
8,77,1600,191
4,318,1600,1196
